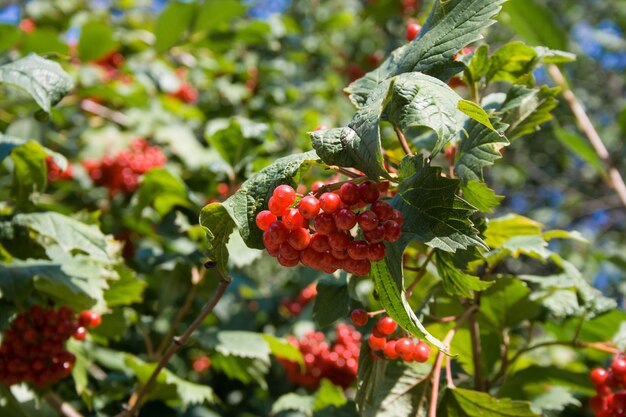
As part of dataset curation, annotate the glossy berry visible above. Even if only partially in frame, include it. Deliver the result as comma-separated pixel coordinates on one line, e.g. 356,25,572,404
347,240,369,260
371,200,394,220
311,181,325,192
298,196,320,219
319,192,341,213
613,358,626,376
406,23,422,42
283,208,305,230
310,233,331,253
374,316,397,336
358,211,379,231
592,368,609,385
256,210,277,231
339,183,360,205
367,242,387,261
273,185,296,207
358,181,380,203
288,228,311,251
314,213,336,234
412,342,430,362
268,196,287,216
78,310,101,328
383,340,399,359
395,338,413,357
73,327,87,341
350,309,369,327
368,335,386,351
267,221,290,244
328,231,352,251
383,220,402,242
334,208,358,230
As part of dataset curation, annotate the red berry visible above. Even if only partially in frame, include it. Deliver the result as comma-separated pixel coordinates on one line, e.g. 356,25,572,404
301,247,323,267
358,181,380,203
334,208,358,230
350,309,368,327
256,210,277,231
268,196,288,216
371,200,394,220
267,221,290,245
347,240,369,261
352,259,371,276
412,342,430,362
615,392,626,408
590,395,608,411
339,183,360,206
288,228,311,251
383,220,402,242
311,181,325,192
328,231,352,251
613,358,626,376
383,340,399,359
395,338,413,357
374,317,397,336
298,196,320,219
283,208,305,230
367,242,387,261
314,213,336,235
368,335,386,351
391,209,404,226
358,210,379,231
591,368,609,385
319,192,341,213
278,254,299,267
73,327,87,341
406,23,422,42
364,224,386,243
310,233,331,253
279,242,301,261
273,185,296,207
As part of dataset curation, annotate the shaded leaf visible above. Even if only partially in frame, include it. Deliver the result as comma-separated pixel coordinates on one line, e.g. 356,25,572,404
313,278,351,328
455,118,509,183
154,1,196,52
499,0,568,50
478,277,540,331
272,393,314,416
435,251,491,298
78,21,118,62
262,334,304,366
199,203,235,276
500,85,560,140
134,168,192,218
553,123,606,176
450,388,540,416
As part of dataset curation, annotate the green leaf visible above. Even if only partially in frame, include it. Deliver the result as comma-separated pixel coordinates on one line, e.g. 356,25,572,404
313,278,351,328
133,168,192,218
483,214,543,248
21,29,69,56
313,379,347,411
10,141,47,205
499,0,568,50
210,352,269,388
386,73,465,155
614,322,626,352
207,151,319,250
500,85,560,140
1,134,67,169
499,365,594,399
346,0,505,107
553,123,606,176
435,251,491,298
199,203,235,276
0,54,73,112
534,47,576,64
13,212,111,262
450,388,540,416
125,355,216,409
461,181,503,213
204,117,267,170
194,0,247,32
78,21,118,62
0,385,31,417
154,1,196,53
103,265,146,307
478,277,540,332
0,24,20,54
202,331,271,363
356,346,431,417
464,45,490,86
262,334,304,366
455,118,509,183
457,100,499,133
395,155,486,252
486,41,538,83
272,393,315,416
370,244,449,354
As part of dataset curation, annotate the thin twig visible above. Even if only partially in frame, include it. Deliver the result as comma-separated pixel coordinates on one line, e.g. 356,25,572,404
394,126,414,156
547,64,626,208
44,392,85,417
428,306,477,417
405,251,434,297
80,99,130,127
468,309,483,391
445,356,456,389
154,268,205,358
138,325,155,360
116,271,231,417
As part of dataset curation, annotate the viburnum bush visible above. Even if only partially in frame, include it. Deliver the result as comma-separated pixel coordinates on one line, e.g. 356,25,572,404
1,1,626,417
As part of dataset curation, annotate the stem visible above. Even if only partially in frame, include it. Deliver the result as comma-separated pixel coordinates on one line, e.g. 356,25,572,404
394,126,414,156
428,306,477,417
154,268,205,358
116,272,231,417
547,64,626,208
44,392,85,417
468,309,483,391
80,99,130,127
331,166,363,179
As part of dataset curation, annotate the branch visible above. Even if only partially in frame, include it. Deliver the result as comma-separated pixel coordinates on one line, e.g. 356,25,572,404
429,306,477,417
80,99,130,127
44,392,85,417
116,271,231,417
468,309,483,391
394,126,414,156
547,64,626,208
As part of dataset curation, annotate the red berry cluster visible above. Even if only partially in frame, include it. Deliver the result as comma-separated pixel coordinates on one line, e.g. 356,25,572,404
46,156,74,183
256,182,403,276
589,356,626,417
82,138,166,195
281,283,317,316
192,355,212,373
353,313,430,363
280,324,361,389
0,307,101,387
